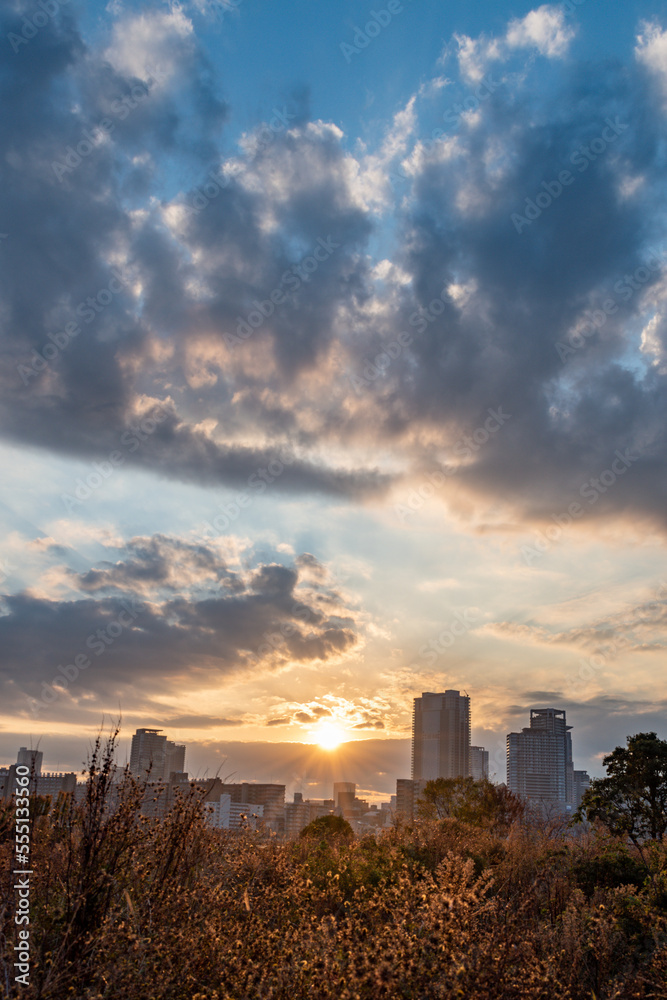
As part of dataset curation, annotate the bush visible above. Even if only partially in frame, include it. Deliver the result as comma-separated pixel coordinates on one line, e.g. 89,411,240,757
2,733,667,998
572,842,647,898
299,813,354,842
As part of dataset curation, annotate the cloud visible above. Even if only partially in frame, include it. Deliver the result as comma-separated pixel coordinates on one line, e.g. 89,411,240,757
159,715,244,728
506,5,576,58
483,582,667,656
0,4,384,502
1,3,667,537
104,7,195,83
635,21,667,100
0,536,363,717
451,4,574,83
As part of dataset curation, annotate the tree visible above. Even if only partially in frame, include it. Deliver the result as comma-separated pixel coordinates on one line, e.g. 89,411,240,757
417,777,524,832
299,814,354,841
576,732,667,845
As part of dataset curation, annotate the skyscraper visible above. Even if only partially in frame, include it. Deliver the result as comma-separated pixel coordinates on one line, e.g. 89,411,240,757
129,728,186,781
411,691,471,782
506,708,574,808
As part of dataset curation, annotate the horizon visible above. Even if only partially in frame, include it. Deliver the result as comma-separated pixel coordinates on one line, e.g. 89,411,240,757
0,696,651,803
2,0,667,803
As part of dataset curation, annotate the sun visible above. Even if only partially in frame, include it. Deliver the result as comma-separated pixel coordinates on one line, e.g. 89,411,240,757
313,722,345,751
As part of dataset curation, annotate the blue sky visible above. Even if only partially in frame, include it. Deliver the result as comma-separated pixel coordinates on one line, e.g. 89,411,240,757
1,0,667,799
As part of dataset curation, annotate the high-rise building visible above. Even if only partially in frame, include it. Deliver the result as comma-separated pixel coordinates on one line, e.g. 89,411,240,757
33,772,76,799
17,747,43,776
130,728,166,779
212,782,285,828
470,746,489,781
129,729,186,781
411,691,471,782
204,795,232,829
204,797,265,830
506,708,574,809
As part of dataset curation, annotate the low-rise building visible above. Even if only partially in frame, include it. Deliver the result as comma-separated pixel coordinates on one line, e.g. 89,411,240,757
573,770,591,810
395,778,427,820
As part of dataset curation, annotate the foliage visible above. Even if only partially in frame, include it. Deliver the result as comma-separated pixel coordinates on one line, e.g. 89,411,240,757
299,813,354,842
417,776,525,832
571,841,648,898
577,732,667,846
1,733,667,999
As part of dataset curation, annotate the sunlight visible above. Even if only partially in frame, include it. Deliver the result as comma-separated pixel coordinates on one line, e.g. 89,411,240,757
313,722,346,751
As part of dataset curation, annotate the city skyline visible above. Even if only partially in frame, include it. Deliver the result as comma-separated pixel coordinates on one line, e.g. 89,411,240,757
1,0,667,797
1,700,590,806
0,684,661,803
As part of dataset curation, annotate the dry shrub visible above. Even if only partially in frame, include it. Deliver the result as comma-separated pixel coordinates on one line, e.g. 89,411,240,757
1,735,666,999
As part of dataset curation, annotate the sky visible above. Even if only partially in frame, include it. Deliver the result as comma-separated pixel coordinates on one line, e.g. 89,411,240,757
1,0,667,802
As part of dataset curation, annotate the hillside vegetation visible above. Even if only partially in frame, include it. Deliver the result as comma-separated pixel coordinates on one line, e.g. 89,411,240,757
2,736,667,999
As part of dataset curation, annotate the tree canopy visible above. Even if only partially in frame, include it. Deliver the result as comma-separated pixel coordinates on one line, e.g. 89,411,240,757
577,732,667,845
417,777,524,832
299,813,354,841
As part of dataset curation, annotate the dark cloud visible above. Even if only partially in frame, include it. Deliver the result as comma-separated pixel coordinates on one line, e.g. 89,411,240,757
159,715,244,728
0,534,362,717
521,691,568,702
1,3,667,530
0,4,385,502
369,62,667,528
73,534,243,595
